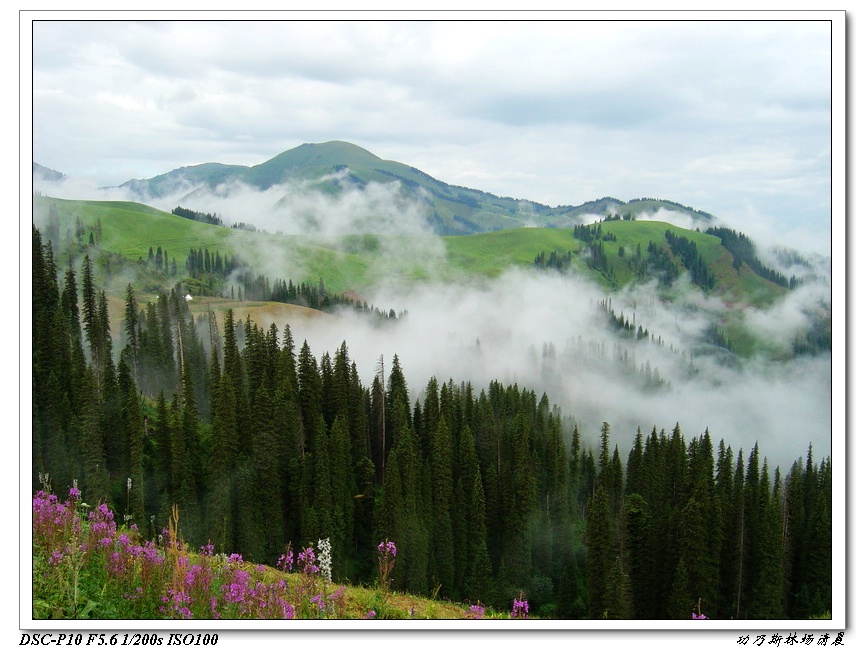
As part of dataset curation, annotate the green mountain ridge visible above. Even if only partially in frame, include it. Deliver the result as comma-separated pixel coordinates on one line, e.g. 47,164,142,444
91,141,718,235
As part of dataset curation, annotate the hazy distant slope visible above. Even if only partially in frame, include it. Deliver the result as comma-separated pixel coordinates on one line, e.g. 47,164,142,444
33,162,65,183
120,162,249,198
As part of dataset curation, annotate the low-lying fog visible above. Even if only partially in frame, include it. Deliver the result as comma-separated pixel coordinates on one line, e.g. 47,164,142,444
34,174,836,470
295,268,832,471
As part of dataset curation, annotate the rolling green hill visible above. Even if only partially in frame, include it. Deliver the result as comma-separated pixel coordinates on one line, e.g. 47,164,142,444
34,195,788,307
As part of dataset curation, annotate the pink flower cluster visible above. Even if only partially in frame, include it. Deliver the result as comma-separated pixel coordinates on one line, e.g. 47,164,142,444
377,540,397,557
511,596,529,619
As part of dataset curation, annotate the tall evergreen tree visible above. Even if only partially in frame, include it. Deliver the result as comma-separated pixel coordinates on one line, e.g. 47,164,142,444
206,370,238,553
585,484,614,618
623,493,654,618
377,423,429,595
250,381,284,563
328,412,355,580
297,340,322,453
118,359,145,525
77,368,110,503
428,416,455,598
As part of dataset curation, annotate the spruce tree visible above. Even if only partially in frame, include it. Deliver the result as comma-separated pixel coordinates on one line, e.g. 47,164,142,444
206,371,237,553
250,381,284,563
377,424,429,595
297,340,322,452
77,368,110,503
585,484,614,618
428,416,455,598
623,493,654,618
803,458,832,616
118,359,145,525
80,255,99,369
328,412,355,580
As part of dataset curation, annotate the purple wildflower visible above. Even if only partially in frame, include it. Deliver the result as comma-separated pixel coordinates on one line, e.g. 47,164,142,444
376,539,397,590
377,540,397,557
511,595,530,619
277,547,294,573
280,599,295,619
297,547,319,575
310,593,326,611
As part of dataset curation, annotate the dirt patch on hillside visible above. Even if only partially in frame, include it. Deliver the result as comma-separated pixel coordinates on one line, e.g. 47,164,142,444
189,298,336,334
107,294,335,342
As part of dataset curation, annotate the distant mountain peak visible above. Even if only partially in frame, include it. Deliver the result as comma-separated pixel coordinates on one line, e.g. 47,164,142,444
33,162,65,182
42,141,716,236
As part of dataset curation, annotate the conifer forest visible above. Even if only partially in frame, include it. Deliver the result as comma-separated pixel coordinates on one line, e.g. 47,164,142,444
31,224,832,620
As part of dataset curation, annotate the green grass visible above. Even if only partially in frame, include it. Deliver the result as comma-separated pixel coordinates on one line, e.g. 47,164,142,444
34,196,790,308
35,196,380,294
443,227,577,277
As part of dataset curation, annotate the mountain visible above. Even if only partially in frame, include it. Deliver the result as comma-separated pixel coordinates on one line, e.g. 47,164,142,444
111,141,716,235
33,162,65,183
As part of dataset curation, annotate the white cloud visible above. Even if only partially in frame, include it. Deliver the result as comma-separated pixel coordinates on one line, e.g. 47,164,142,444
28,17,834,256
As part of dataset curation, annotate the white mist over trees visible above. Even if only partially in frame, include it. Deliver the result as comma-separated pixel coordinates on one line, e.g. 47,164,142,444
31,171,833,469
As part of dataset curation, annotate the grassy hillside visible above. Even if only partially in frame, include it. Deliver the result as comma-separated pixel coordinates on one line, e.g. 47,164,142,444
34,196,379,294
444,219,786,305
592,219,786,303
443,227,576,276
34,195,789,308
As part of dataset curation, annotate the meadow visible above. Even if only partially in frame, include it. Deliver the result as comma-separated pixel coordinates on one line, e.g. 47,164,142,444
31,486,523,621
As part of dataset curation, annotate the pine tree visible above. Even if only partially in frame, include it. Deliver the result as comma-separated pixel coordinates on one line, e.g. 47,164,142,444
80,254,99,368
118,359,145,525
625,428,643,498
206,371,237,553
77,368,110,503
585,484,614,618
605,555,633,619
328,412,355,580
498,411,535,593
428,416,455,598
377,424,429,595
32,228,80,491
740,443,764,619
803,458,832,616
297,340,322,453
452,425,491,602
623,493,654,618
250,381,284,563
387,355,412,448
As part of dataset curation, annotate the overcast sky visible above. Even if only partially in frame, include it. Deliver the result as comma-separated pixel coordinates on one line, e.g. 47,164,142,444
29,15,837,255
